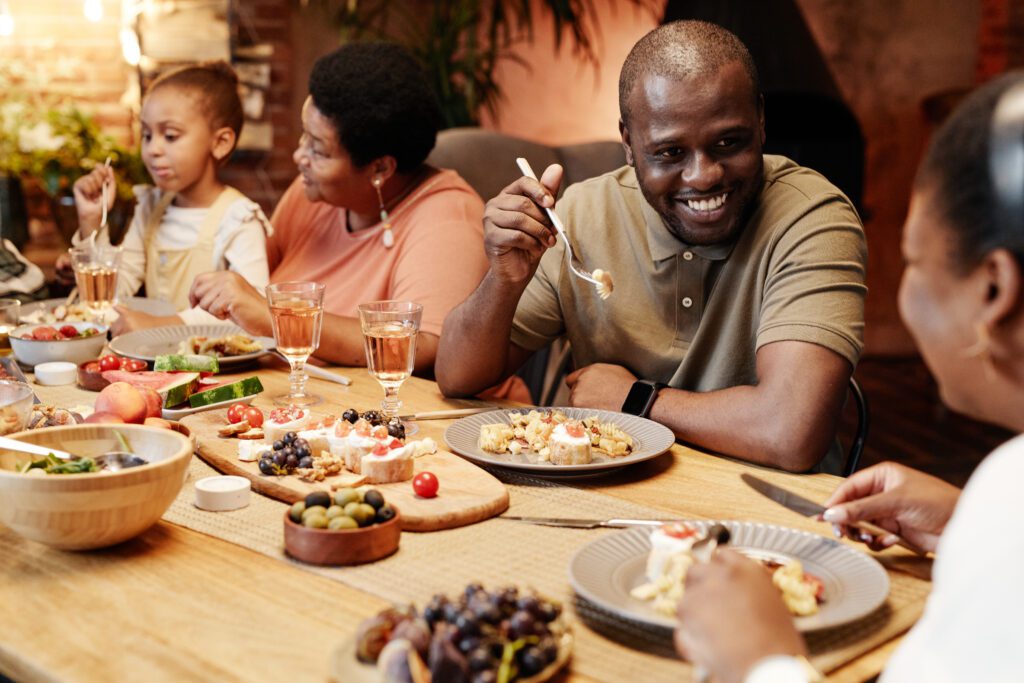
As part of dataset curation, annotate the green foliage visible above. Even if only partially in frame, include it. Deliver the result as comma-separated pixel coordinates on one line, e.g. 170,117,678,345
0,99,148,201
306,0,659,128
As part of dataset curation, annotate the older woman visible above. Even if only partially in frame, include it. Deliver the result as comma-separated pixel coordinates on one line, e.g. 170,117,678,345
189,43,490,375
674,72,1024,681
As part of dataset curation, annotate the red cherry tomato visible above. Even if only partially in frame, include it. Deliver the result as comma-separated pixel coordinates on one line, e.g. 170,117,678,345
412,471,439,498
242,406,264,428
59,325,79,339
226,403,248,424
98,355,122,372
32,326,59,341
121,359,147,372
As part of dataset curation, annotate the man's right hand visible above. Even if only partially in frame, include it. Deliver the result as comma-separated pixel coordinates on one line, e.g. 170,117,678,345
482,163,564,285
72,165,116,237
822,462,961,553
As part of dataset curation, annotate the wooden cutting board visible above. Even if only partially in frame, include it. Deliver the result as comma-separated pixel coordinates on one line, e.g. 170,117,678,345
181,410,509,532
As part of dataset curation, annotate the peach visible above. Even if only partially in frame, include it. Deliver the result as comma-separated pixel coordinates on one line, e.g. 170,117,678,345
138,386,163,419
143,417,172,430
95,382,147,424
84,411,125,424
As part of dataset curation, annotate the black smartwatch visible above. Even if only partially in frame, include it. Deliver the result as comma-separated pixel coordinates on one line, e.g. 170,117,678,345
621,380,667,418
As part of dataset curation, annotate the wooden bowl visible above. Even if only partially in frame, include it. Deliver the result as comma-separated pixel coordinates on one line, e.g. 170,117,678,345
0,424,192,550
284,506,401,566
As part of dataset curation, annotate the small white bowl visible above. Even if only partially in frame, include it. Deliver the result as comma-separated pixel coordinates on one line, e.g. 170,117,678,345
10,322,108,367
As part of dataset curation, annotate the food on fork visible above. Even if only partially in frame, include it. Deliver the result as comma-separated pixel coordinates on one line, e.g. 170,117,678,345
592,268,614,300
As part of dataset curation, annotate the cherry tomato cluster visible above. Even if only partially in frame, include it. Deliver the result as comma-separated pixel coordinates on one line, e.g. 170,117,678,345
227,403,264,428
412,471,439,498
23,325,101,341
84,355,147,374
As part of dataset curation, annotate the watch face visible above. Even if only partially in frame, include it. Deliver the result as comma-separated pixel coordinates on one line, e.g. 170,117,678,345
621,381,657,416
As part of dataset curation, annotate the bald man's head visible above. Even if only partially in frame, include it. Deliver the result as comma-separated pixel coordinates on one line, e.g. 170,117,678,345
619,20,760,124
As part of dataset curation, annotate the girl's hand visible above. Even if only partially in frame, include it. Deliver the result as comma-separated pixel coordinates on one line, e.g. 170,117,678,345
189,271,273,337
54,253,76,287
72,166,116,237
822,462,960,553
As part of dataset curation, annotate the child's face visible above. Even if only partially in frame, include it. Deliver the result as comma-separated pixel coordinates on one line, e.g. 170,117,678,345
140,86,218,196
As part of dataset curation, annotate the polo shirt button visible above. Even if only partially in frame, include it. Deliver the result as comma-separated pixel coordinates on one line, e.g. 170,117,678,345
682,251,694,261
681,297,693,308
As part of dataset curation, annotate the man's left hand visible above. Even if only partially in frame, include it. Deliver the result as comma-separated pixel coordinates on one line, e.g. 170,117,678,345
565,363,636,410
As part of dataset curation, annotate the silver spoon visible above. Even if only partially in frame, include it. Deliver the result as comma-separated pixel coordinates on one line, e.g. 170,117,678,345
0,436,147,472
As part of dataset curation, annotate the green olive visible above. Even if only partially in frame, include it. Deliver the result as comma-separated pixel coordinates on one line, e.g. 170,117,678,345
326,505,345,519
352,503,378,527
304,514,329,529
302,505,328,521
328,515,359,530
288,501,306,523
344,501,362,518
333,488,360,507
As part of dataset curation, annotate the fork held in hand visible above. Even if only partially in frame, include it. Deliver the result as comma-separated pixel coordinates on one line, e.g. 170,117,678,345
515,158,613,299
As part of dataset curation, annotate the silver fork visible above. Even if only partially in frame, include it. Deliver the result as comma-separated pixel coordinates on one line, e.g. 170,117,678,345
515,158,613,299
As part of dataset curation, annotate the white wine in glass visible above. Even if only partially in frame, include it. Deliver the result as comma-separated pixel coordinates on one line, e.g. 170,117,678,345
69,245,121,317
358,301,422,426
267,281,325,406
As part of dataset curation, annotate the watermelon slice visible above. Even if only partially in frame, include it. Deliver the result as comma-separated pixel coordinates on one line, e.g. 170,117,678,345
101,370,200,408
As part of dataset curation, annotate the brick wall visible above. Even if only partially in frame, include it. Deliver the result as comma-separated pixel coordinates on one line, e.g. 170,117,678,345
976,0,1024,81
0,0,299,215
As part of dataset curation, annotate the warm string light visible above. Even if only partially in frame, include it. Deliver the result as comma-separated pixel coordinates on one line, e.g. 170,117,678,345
84,0,104,22
120,27,140,65
0,1,14,37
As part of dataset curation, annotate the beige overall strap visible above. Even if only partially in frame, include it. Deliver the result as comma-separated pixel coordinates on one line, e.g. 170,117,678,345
143,190,177,299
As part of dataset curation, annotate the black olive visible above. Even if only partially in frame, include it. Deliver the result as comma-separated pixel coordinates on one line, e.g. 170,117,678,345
342,408,359,423
305,491,332,509
467,647,493,671
298,456,314,469
364,489,385,510
362,410,382,425
375,505,396,523
258,458,275,475
518,646,545,676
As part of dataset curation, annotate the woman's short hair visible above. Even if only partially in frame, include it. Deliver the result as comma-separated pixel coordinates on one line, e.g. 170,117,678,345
148,60,244,143
309,42,442,173
918,71,1024,274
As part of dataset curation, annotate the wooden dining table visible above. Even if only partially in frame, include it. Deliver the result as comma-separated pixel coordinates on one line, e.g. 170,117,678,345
0,359,932,682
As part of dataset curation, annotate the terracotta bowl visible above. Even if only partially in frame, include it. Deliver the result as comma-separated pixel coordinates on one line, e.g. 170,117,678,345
284,506,401,566
0,424,192,550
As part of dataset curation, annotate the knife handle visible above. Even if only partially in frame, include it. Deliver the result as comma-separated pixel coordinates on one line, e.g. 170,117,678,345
851,520,930,556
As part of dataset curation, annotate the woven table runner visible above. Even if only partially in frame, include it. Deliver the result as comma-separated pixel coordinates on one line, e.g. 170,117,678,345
163,457,929,682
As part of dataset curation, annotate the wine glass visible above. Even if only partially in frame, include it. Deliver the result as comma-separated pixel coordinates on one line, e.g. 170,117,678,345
0,299,20,356
69,244,121,319
267,281,326,407
358,301,422,429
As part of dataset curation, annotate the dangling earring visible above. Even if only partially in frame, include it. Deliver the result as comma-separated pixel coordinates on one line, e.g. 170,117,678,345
962,322,997,381
372,175,394,248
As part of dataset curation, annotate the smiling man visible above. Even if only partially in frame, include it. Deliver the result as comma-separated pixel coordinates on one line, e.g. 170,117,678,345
436,21,867,472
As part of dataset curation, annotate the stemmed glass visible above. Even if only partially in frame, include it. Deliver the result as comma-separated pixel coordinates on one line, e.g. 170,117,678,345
69,244,122,319
358,301,422,429
267,281,325,407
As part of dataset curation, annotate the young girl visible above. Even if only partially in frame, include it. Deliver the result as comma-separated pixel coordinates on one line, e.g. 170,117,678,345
70,60,271,334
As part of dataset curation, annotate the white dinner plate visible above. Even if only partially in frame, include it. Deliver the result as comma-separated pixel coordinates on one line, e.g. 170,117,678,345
109,324,275,366
568,521,890,632
443,407,675,475
19,297,176,324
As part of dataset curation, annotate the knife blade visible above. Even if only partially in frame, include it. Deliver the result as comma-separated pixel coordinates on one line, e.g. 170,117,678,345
740,473,929,555
500,516,677,529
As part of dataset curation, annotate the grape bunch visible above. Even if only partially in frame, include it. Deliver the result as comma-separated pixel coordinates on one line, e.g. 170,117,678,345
357,583,566,682
257,431,312,475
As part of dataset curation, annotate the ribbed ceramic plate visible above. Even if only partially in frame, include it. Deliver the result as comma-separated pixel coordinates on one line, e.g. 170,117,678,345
569,521,889,632
20,297,175,324
109,324,275,365
443,407,675,475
